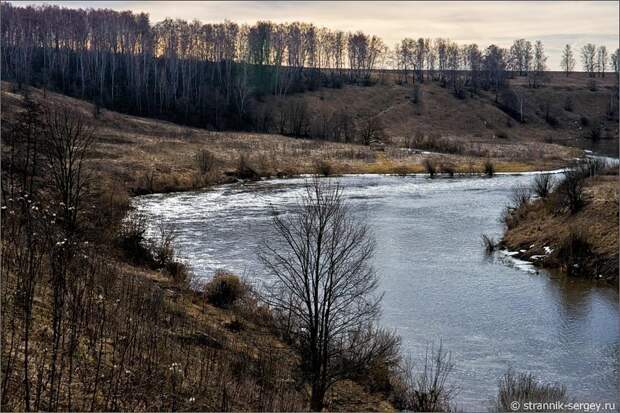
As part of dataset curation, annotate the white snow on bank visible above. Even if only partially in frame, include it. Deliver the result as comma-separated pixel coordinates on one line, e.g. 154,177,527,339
497,249,538,274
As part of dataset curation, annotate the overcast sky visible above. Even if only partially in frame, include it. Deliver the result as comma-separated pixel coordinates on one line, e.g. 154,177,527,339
17,1,620,70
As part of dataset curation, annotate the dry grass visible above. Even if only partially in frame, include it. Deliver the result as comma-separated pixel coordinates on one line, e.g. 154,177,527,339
269,72,618,149
502,174,619,282
1,82,587,195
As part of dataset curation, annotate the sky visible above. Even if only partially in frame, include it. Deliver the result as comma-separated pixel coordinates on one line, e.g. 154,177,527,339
16,1,620,70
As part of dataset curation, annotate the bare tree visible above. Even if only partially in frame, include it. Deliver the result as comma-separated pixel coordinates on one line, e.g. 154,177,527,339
260,178,384,411
581,43,597,77
596,45,608,77
560,44,575,77
612,48,620,74
44,107,95,233
528,40,547,88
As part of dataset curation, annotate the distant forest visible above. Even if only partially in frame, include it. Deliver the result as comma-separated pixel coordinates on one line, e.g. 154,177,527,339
2,2,619,134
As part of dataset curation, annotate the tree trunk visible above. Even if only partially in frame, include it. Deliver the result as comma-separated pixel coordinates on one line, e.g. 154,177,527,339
310,383,324,412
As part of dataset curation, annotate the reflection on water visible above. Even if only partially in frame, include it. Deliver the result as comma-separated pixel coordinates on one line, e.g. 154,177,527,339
135,174,619,410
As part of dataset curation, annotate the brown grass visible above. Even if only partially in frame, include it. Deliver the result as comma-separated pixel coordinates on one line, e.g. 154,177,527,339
1,81,588,195
502,174,619,283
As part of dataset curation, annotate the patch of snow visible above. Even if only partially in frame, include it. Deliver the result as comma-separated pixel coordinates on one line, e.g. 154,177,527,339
497,250,537,274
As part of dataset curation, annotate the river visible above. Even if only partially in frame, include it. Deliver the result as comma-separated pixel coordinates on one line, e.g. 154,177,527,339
134,173,619,411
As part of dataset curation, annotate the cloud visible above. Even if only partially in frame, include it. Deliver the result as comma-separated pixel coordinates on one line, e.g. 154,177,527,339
15,1,620,69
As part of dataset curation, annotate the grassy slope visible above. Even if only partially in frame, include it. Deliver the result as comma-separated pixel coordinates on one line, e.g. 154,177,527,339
1,83,397,411
274,72,619,147
2,79,596,194
502,175,619,283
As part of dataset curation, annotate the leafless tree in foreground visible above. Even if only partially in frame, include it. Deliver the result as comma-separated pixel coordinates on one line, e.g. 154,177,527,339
260,178,390,411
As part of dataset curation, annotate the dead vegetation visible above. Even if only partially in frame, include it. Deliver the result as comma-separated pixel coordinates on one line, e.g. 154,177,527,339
1,82,586,196
1,92,401,412
501,159,619,283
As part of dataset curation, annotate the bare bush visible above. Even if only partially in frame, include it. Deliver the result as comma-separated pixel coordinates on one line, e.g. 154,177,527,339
236,154,260,180
440,162,455,177
481,234,497,254
424,158,437,178
556,170,585,213
510,184,531,209
204,271,246,308
493,369,567,412
577,157,606,178
117,212,155,266
409,134,464,155
556,231,593,277
393,343,456,412
152,221,178,268
195,149,216,175
484,159,495,177
314,159,333,176
532,174,554,198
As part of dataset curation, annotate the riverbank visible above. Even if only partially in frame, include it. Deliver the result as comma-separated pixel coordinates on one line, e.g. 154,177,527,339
2,82,584,196
501,171,619,285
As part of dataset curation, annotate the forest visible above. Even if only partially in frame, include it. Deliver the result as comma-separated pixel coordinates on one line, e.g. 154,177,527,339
2,2,618,136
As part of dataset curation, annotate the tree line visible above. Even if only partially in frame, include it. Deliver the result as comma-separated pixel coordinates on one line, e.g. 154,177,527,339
2,2,619,136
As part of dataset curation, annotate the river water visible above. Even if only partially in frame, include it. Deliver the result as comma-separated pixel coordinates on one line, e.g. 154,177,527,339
134,173,619,410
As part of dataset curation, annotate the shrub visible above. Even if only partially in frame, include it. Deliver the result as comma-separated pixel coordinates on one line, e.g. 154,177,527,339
393,343,455,412
579,116,590,127
484,159,495,177
563,96,574,112
440,163,455,177
556,170,585,213
349,328,401,395
511,184,531,209
481,234,497,255
496,130,510,139
545,114,559,128
393,164,410,177
237,154,260,180
499,206,517,229
588,124,601,141
117,213,156,266
532,174,554,198
315,159,333,177
165,261,190,285
493,369,567,412
408,134,464,155
152,221,178,268
204,271,245,308
423,158,437,178
195,149,216,175
556,231,592,277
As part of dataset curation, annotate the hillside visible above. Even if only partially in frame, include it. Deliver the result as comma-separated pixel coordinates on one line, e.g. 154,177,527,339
1,82,400,411
268,72,619,153
2,79,599,196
